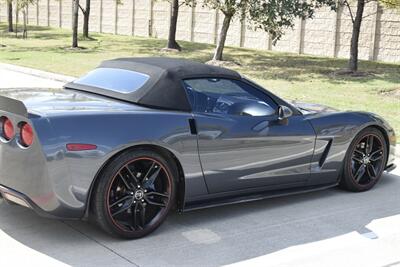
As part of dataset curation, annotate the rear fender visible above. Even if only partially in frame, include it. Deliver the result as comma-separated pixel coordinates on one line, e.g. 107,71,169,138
43,111,206,218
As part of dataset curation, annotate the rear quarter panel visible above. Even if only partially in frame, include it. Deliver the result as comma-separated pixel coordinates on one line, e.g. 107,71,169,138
32,110,206,218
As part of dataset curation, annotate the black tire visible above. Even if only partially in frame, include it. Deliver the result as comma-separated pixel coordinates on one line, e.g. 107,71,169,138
92,149,177,239
340,127,388,192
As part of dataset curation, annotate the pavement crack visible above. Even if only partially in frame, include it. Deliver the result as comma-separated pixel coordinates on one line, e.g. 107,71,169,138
61,221,140,267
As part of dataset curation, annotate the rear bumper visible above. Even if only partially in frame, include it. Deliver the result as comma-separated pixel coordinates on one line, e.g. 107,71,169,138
0,116,86,219
0,96,91,220
0,184,61,219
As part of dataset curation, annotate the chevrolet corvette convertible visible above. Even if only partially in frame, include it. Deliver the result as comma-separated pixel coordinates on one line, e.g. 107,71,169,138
0,57,396,238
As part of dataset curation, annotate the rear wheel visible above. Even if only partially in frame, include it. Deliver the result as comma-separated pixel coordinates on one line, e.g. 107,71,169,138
340,127,388,192
93,149,176,238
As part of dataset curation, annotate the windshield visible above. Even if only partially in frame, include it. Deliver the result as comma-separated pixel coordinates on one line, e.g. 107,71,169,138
74,68,150,94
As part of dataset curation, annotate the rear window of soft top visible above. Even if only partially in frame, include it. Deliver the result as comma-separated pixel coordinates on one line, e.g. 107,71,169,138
74,68,149,94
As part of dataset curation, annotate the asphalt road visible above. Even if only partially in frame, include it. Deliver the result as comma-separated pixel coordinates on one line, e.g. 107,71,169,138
0,66,399,267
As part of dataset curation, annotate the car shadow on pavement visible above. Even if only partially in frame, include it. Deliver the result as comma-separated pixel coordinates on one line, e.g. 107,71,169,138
0,171,399,267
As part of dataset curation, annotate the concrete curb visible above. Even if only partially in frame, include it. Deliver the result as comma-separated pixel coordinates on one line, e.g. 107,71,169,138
0,63,75,83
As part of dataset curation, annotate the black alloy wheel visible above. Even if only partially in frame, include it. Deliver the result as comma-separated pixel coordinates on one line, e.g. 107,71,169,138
93,149,176,238
340,127,388,192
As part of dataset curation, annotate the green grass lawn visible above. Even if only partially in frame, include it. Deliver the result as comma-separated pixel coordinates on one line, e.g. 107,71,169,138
1,23,399,138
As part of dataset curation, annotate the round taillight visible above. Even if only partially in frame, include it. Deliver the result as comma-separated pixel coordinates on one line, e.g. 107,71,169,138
2,117,15,141
20,123,34,147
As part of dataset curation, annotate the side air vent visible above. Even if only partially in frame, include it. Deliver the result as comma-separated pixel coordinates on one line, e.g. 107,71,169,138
319,139,333,167
188,118,197,135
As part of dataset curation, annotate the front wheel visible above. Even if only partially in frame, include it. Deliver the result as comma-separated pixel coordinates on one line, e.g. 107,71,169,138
92,149,176,239
340,127,388,192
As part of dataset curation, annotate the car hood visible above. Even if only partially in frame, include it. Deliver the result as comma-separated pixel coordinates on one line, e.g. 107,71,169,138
288,100,338,114
0,88,150,117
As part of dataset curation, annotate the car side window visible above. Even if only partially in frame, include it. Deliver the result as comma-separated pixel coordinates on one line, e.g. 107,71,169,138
183,78,277,117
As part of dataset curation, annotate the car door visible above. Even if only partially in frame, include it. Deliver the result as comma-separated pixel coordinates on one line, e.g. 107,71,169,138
183,78,316,194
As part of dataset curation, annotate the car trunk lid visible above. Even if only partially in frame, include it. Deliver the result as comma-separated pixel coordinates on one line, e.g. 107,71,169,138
0,88,150,117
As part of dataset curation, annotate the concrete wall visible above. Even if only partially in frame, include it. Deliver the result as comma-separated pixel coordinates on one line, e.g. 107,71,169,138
1,0,399,63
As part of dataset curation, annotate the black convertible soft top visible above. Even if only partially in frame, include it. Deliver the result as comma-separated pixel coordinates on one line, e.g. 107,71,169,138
65,57,241,111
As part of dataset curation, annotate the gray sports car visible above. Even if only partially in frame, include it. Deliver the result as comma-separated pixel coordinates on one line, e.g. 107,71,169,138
0,57,396,238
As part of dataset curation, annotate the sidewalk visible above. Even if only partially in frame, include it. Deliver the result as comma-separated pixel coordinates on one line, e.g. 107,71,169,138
0,63,74,84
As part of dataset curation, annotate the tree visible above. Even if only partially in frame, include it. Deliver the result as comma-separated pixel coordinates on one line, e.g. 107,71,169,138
72,0,79,47
79,0,91,39
167,0,181,50
202,0,336,61
21,6,29,38
15,0,18,37
340,0,400,72
165,0,193,51
14,0,35,38
7,0,13,32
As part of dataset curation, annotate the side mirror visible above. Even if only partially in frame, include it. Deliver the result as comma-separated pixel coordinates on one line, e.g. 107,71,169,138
277,105,293,120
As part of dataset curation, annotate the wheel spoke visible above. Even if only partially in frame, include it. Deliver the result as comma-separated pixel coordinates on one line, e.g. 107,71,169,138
354,149,365,157
117,173,133,191
132,202,140,230
145,197,167,207
366,135,374,155
143,166,161,188
119,221,135,231
367,164,377,179
370,149,383,162
352,155,363,163
354,164,366,183
146,191,169,198
144,192,169,208
110,195,131,208
111,198,133,217
140,203,147,228
123,166,139,187
143,162,156,180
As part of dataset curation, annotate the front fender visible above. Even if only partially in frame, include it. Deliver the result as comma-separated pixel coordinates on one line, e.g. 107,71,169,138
305,111,396,185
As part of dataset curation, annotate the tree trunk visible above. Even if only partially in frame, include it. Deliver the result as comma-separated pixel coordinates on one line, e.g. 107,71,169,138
83,0,91,38
72,0,79,48
166,0,181,51
348,0,365,72
7,1,13,32
22,9,27,39
213,13,232,61
15,4,18,38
